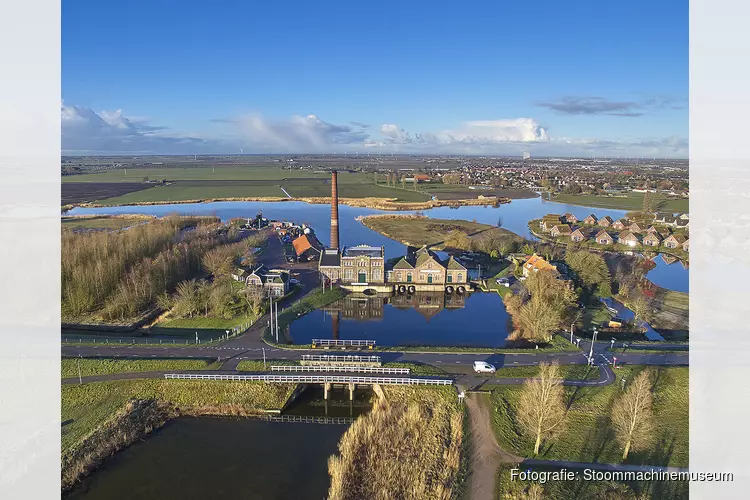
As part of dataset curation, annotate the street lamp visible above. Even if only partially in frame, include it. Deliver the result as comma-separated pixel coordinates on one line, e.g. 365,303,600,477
588,328,598,366
610,338,615,349
77,354,83,385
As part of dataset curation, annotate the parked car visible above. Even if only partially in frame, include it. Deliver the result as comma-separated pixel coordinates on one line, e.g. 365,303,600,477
473,361,496,374
495,277,510,287
289,278,300,285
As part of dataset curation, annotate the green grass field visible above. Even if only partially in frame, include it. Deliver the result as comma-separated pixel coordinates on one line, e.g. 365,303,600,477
64,167,431,204
363,216,523,249
61,358,218,378
153,315,256,331
236,359,299,371
62,379,296,454
552,192,689,213
492,364,599,380
490,366,688,467
61,216,149,230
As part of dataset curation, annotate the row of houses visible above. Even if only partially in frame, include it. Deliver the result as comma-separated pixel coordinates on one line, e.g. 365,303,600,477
540,213,689,252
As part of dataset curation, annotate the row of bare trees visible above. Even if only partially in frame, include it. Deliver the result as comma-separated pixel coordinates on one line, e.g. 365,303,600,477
518,363,655,460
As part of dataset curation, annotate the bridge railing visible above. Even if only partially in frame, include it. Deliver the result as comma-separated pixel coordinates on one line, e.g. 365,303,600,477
163,373,452,386
301,354,381,364
311,339,376,349
271,365,409,375
261,415,355,425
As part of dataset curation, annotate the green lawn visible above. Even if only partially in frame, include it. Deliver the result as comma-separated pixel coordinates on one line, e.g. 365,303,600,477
61,358,218,378
363,215,523,249
62,379,296,454
153,315,256,331
490,366,688,467
62,166,326,182
236,359,299,371
99,184,287,204
552,192,689,213
492,364,599,380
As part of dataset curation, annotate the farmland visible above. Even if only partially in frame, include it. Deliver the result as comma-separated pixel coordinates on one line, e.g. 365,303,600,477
552,192,689,212
62,167,432,205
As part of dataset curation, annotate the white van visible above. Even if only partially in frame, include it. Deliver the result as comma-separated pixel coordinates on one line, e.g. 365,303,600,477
473,361,496,374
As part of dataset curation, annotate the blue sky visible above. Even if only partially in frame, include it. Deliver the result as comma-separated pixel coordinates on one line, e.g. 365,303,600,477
62,0,688,157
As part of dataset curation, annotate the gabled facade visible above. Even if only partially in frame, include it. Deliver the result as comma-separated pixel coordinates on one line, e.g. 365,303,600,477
599,216,614,227
341,245,385,284
642,232,662,247
663,233,687,249
390,246,467,286
540,214,563,232
550,224,572,237
594,230,614,245
583,214,598,225
563,213,578,224
245,265,290,297
570,228,586,242
628,222,644,233
682,238,690,252
522,254,558,277
617,230,640,247
612,219,628,231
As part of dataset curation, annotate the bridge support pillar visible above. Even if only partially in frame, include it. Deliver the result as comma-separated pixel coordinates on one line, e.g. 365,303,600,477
372,383,385,400
348,382,355,401
324,382,331,400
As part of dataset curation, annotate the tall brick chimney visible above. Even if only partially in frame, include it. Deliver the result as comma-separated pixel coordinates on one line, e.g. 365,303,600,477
330,170,340,249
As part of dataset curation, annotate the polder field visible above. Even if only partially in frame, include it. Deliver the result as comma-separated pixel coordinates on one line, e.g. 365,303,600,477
418,183,538,200
62,166,432,205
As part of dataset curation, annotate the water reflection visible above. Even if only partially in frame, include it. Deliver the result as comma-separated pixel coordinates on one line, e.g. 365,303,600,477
290,291,509,348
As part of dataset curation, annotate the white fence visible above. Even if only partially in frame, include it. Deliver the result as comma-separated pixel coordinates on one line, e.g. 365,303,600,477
163,373,452,385
301,354,381,364
271,365,409,374
311,339,376,347
261,415,355,424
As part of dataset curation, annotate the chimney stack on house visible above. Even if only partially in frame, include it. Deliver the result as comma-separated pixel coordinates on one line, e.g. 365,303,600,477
330,170,340,249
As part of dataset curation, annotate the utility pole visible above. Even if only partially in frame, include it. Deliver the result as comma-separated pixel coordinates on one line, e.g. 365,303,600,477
262,347,266,370
77,354,83,385
275,302,279,342
195,332,198,345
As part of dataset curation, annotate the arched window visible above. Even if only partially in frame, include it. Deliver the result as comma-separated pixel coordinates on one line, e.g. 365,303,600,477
457,273,463,282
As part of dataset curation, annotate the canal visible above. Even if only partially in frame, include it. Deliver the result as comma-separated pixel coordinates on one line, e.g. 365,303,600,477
64,386,373,500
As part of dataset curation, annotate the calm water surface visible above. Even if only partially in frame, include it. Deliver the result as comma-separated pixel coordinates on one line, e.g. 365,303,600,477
289,291,510,347
64,416,347,500
66,197,687,292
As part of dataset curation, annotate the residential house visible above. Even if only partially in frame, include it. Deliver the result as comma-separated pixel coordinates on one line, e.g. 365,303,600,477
642,232,662,247
675,218,689,229
628,222,644,233
563,213,578,224
245,265,290,297
653,213,670,224
550,224,572,237
663,215,678,227
582,214,598,225
540,214,563,232
682,238,690,252
231,267,248,282
679,213,689,220
570,228,586,242
594,230,614,245
617,230,640,247
522,254,559,278
390,246,467,286
663,233,687,249
612,219,628,231
292,233,324,262
599,216,614,227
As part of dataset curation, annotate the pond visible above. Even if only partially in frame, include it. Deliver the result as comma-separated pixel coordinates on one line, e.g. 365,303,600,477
63,416,347,500
288,291,511,348
65,196,688,292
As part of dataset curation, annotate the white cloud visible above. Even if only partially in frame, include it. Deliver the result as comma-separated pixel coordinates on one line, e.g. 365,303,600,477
61,102,686,158
62,102,207,154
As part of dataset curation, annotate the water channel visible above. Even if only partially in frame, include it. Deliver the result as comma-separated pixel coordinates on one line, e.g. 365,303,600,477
66,196,688,292
64,387,373,500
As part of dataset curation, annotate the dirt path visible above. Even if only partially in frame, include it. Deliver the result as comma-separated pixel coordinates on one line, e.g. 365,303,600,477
465,392,522,500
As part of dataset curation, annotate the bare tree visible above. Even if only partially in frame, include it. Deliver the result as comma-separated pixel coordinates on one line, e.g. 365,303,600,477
611,369,656,460
629,295,651,331
517,362,567,455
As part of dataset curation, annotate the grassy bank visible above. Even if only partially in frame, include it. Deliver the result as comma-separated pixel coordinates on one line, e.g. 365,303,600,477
328,386,464,500
62,379,295,453
236,359,299,371
492,364,599,380
490,366,688,467
361,214,523,249
495,463,688,500
61,358,218,378
61,215,154,231
552,192,689,213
